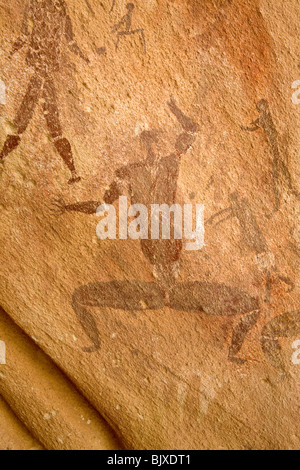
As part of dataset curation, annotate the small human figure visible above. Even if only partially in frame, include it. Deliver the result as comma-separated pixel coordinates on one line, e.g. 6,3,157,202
242,100,300,216
111,3,146,54
207,192,294,302
0,0,89,184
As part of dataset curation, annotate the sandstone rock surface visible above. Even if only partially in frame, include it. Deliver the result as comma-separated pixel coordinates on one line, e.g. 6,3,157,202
0,396,43,450
0,308,121,450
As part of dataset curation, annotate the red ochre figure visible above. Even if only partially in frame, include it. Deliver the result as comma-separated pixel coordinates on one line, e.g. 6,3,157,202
0,0,89,184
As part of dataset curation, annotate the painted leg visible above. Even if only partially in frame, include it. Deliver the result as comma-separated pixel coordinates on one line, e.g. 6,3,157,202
0,135,21,161
169,282,259,363
278,158,300,200
206,208,232,226
54,138,81,184
272,165,281,215
115,33,121,51
228,310,260,364
72,281,165,352
261,311,300,373
43,79,81,184
71,295,100,353
132,29,146,54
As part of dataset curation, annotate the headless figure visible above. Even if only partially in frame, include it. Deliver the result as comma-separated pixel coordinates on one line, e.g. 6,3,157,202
111,3,146,54
54,99,259,364
242,100,300,216
0,0,88,184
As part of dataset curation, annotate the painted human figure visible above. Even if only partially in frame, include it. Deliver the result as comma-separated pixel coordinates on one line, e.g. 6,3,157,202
53,99,259,362
0,0,88,184
207,192,294,302
56,97,197,290
111,3,146,54
242,100,300,216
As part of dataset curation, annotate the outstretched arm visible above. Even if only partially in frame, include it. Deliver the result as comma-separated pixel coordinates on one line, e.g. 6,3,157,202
65,181,123,211
52,199,102,215
206,208,233,227
241,118,260,132
9,0,33,58
168,96,199,133
52,180,124,215
65,201,101,214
